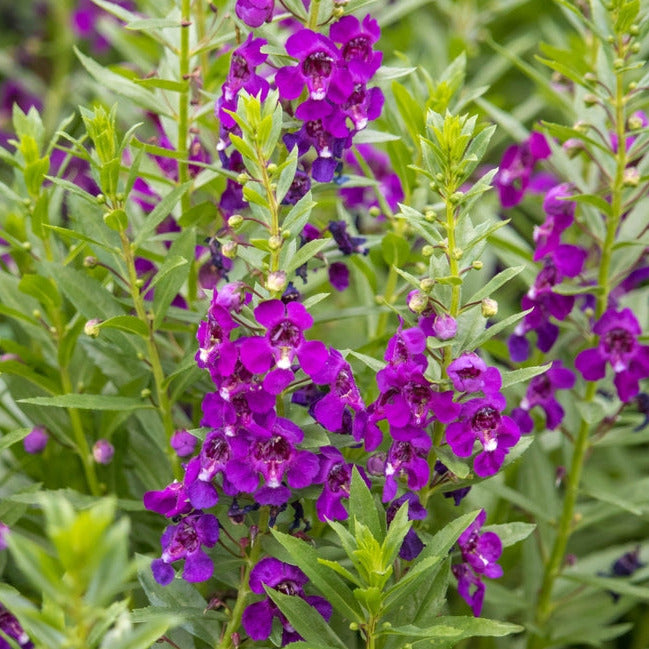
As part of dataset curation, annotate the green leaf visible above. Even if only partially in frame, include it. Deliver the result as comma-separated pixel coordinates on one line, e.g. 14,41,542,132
381,231,410,266
266,588,348,649
500,364,550,389
424,510,481,557
482,522,536,548
284,239,330,275
0,360,60,395
19,274,61,310
467,309,532,350
349,466,384,541
276,147,298,204
133,182,191,247
282,192,316,236
381,617,523,640
0,428,31,451
98,315,150,338
271,530,364,623
563,572,649,600
19,394,152,411
464,266,524,305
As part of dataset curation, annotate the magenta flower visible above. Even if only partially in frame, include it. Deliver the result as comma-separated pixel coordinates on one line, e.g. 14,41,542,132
151,512,219,585
195,303,238,379
92,439,114,464
383,433,431,501
575,307,649,402
329,14,382,81
533,183,576,260
242,558,332,645
446,396,521,477
170,430,197,457
144,481,192,519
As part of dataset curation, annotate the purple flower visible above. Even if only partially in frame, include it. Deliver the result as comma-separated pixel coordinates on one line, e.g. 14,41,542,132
195,301,238,379
446,397,521,477
329,15,382,81
151,512,219,585
383,433,431,501
386,492,427,560
511,360,575,433
92,439,114,464
226,417,319,505
328,220,367,255
276,31,351,101
0,603,32,649
23,426,48,454
447,353,502,395
328,261,350,291
144,481,192,519
340,144,404,217
235,0,274,27
315,447,368,521
242,557,332,645
170,430,197,457
575,307,649,402
72,0,134,53
452,510,503,616
494,132,551,208
0,523,9,551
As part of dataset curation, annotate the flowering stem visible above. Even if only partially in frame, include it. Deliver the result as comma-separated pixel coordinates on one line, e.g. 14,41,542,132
119,232,179,476
217,508,270,649
528,36,628,649
255,143,281,274
178,0,192,215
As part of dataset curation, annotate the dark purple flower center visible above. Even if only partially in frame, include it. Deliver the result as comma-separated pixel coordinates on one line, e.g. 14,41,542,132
347,84,367,107
231,54,251,81
269,320,302,349
457,366,481,380
530,374,552,400
392,441,415,464
335,368,354,397
275,578,301,596
326,462,350,493
168,520,199,558
303,51,333,80
405,382,431,421
536,262,559,291
342,36,371,62
254,435,292,463
603,327,634,356
205,436,230,464
472,407,500,432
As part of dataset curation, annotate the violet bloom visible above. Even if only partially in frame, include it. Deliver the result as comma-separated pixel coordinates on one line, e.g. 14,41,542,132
239,300,327,394
494,132,552,208
0,523,8,551
328,220,367,255
340,144,404,217
276,30,351,101
452,509,503,616
196,304,239,380
315,446,368,521
23,426,48,454
143,481,192,519
242,557,332,645
383,319,427,367
386,492,427,560
383,433,431,501
446,396,521,477
226,417,319,505
151,512,219,585
329,261,350,291
235,0,274,27
575,307,649,402
419,313,457,340
309,348,366,434
448,353,502,395
511,360,575,433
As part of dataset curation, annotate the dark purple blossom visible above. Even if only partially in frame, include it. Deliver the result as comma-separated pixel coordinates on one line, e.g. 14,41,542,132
383,433,431,501
328,261,350,291
242,558,332,645
170,430,197,457
420,313,457,340
151,512,219,585
328,220,367,255
195,302,238,379
494,132,551,208
511,360,575,433
144,481,192,519
329,15,382,80
446,396,521,477
575,307,649,402
386,492,427,560
533,183,576,260
0,603,32,649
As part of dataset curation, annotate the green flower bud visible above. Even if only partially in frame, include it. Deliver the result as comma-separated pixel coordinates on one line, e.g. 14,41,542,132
228,214,244,228
368,206,381,217
472,260,483,270
267,270,287,292
222,241,238,258
419,277,435,293
481,298,498,318
84,319,102,337
623,167,640,187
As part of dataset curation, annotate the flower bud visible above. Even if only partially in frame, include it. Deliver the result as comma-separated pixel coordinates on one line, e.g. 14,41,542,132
419,277,435,293
236,173,249,185
268,235,282,250
222,240,238,258
407,290,428,314
623,167,640,187
23,426,48,454
83,256,98,268
481,298,498,318
93,439,115,464
422,245,435,256
228,214,244,228
267,163,278,175
368,205,381,217
472,260,483,270
0,522,9,550
629,114,645,130
84,319,101,337
433,313,457,340
266,270,287,292
584,93,599,107
170,429,197,457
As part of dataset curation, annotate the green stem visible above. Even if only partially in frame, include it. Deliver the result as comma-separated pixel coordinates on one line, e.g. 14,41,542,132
217,508,270,649
178,0,192,214
119,232,179,475
442,198,461,370
194,0,210,82
527,37,628,649
307,0,321,29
